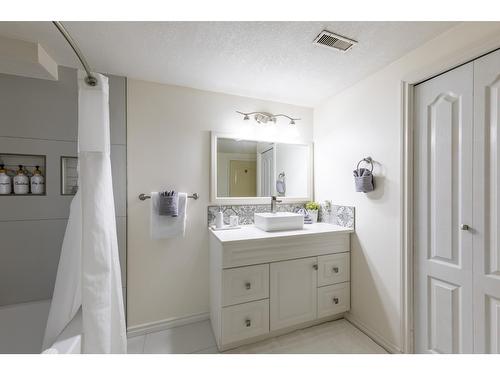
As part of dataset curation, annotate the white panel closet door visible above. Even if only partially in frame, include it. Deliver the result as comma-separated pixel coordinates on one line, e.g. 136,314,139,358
260,149,274,196
414,63,474,353
473,49,500,354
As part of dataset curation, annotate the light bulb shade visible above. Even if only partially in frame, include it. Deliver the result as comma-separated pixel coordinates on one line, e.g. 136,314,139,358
255,113,270,124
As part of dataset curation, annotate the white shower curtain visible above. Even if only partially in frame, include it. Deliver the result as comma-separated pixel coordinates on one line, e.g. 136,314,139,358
43,71,126,353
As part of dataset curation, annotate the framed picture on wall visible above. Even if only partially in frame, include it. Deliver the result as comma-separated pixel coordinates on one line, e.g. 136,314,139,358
60,156,78,195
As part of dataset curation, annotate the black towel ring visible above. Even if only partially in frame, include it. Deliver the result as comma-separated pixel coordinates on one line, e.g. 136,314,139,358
356,156,373,172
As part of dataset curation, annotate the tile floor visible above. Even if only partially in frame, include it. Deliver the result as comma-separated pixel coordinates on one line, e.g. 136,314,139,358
127,318,387,354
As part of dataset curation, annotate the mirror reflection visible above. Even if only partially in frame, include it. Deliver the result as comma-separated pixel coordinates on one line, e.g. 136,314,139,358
216,138,309,198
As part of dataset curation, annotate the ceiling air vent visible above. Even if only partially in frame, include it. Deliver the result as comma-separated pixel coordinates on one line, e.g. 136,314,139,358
312,30,357,52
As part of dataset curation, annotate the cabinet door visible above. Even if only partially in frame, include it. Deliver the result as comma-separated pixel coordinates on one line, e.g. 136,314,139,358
270,257,317,331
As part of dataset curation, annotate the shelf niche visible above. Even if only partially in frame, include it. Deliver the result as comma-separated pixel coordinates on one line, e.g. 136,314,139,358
0,153,46,196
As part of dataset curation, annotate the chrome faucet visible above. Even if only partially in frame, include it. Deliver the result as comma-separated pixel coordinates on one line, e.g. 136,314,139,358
271,196,282,213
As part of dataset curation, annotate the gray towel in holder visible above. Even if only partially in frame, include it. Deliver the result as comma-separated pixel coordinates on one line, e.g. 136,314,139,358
159,192,179,217
276,172,286,196
353,157,375,193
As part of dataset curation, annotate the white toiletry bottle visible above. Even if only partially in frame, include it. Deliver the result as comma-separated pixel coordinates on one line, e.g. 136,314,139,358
30,166,45,195
13,165,29,194
0,164,11,195
215,207,224,229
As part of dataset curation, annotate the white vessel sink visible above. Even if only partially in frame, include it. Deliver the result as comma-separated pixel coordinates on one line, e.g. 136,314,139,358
254,212,304,232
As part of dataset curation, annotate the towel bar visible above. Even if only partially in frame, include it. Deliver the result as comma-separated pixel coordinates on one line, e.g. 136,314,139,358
139,193,199,201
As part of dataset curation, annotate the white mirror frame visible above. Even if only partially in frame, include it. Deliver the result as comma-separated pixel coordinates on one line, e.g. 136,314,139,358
210,131,313,205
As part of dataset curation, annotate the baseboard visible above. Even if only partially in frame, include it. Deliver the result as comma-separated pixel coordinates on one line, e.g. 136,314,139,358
127,311,210,337
344,312,402,354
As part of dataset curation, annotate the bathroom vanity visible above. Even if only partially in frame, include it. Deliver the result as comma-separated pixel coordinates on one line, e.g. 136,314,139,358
209,223,352,351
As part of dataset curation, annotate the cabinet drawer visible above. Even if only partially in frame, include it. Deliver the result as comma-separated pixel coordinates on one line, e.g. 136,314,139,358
317,282,350,318
317,252,350,287
222,264,269,306
221,299,269,345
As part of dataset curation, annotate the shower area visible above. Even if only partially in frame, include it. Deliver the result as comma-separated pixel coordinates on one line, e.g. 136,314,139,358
0,27,128,353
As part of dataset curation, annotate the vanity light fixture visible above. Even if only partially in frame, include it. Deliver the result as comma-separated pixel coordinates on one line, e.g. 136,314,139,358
236,111,300,125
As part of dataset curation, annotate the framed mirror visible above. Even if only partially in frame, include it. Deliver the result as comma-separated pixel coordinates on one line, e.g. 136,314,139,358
210,132,313,204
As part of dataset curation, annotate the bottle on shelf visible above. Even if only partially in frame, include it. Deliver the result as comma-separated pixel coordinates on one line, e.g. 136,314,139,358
216,206,224,229
30,165,45,195
0,164,12,195
13,165,29,194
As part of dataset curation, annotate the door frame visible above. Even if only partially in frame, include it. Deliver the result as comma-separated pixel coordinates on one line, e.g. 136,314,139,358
401,43,500,353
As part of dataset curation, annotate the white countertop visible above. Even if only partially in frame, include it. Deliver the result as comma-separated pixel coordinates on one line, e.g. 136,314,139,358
209,222,353,243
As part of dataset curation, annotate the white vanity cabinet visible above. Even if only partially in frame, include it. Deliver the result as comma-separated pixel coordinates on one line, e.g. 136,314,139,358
209,223,352,351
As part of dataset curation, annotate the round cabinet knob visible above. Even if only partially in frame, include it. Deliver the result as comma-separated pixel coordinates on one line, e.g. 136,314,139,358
245,319,251,327
460,224,470,231
333,297,339,305
332,266,339,273
245,282,251,290
313,264,318,270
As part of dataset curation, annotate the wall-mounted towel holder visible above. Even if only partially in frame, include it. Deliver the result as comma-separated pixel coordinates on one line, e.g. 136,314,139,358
356,156,373,171
354,156,375,193
139,193,199,201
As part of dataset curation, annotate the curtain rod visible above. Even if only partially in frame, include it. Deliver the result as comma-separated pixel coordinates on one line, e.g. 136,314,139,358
52,21,97,86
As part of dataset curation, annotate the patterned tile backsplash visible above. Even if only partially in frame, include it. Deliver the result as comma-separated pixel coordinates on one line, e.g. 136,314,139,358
208,203,305,226
319,201,355,229
208,201,355,229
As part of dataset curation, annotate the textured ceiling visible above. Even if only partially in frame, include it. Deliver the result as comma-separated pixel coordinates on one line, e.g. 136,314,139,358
0,21,457,106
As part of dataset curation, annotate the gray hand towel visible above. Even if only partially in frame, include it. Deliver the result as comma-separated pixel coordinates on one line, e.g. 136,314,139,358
151,192,187,239
158,192,179,217
353,168,374,193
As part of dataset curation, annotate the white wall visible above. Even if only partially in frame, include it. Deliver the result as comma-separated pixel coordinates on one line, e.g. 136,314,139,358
314,22,500,352
127,79,312,328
